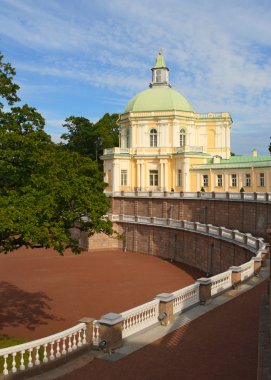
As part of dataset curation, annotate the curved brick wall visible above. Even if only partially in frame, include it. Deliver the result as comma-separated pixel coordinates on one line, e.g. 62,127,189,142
111,197,271,238
113,222,255,274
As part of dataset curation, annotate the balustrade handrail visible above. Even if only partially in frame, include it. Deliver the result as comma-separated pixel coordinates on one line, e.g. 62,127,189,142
0,323,86,357
106,191,271,203
110,213,267,254
172,282,200,297
121,299,159,319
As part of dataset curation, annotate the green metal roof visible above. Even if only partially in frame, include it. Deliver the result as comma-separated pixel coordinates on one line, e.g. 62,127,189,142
192,155,271,170
124,86,194,113
153,49,167,69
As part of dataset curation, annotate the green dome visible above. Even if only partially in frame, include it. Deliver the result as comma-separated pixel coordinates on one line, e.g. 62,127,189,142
124,86,194,113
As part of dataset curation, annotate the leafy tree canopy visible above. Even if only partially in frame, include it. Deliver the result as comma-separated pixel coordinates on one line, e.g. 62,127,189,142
61,113,119,161
0,53,113,254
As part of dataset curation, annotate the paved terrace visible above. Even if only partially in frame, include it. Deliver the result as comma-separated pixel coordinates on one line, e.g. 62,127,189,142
30,265,269,380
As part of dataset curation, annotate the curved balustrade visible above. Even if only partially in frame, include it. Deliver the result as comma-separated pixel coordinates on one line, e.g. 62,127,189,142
0,323,87,375
172,283,200,314
108,191,271,202
240,261,255,281
121,299,159,339
1,210,268,376
112,213,265,253
210,271,232,296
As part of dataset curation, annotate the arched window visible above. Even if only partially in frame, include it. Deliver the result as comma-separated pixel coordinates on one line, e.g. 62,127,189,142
150,129,157,147
180,128,186,147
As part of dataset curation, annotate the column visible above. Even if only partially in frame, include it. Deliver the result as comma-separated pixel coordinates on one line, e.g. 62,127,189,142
196,173,200,191
224,173,229,191
112,160,119,192
141,161,145,190
160,160,164,191
164,161,168,191
183,158,190,191
136,161,141,190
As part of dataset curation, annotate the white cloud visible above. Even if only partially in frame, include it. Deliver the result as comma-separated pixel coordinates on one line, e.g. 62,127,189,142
1,0,271,155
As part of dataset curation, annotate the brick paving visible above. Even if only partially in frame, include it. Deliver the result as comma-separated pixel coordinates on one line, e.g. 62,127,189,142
0,248,203,341
57,281,268,380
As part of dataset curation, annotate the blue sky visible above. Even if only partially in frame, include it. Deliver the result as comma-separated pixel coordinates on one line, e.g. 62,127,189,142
0,0,270,155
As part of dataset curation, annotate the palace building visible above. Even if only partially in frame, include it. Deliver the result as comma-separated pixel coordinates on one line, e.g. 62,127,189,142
102,50,271,193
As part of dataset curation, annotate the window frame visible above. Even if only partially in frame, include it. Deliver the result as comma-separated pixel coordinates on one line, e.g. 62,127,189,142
149,170,158,186
177,170,182,187
150,129,158,147
217,174,223,187
121,170,128,186
231,174,237,187
180,128,186,147
259,173,265,187
245,173,251,187
203,174,208,187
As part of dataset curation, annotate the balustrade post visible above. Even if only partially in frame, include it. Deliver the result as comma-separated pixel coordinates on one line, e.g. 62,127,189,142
229,266,242,289
197,278,212,305
252,257,262,275
79,317,95,344
155,293,175,326
98,313,124,353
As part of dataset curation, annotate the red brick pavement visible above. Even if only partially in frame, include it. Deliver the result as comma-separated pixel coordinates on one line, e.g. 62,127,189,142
0,248,203,341
57,281,268,380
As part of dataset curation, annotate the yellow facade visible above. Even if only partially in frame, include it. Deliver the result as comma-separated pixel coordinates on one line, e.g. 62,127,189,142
102,51,271,193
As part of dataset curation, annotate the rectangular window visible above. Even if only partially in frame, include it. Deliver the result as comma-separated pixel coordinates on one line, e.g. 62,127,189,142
149,170,158,186
121,170,127,186
259,173,265,187
231,174,237,187
177,170,182,187
203,174,208,187
245,173,251,187
217,174,223,187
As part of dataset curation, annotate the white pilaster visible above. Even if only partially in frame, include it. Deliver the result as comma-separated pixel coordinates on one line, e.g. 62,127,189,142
112,160,119,192
160,160,164,190
183,158,190,191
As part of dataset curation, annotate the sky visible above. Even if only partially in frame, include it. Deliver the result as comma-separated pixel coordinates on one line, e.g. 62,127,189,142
0,0,270,155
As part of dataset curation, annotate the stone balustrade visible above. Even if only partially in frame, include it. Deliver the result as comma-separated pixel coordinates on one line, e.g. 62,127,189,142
109,190,271,202
0,323,87,376
1,214,269,376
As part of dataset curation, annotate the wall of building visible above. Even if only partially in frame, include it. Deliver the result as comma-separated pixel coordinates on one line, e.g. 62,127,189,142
111,197,271,238
98,222,253,275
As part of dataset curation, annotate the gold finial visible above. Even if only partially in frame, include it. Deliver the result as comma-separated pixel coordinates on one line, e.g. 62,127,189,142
159,48,163,55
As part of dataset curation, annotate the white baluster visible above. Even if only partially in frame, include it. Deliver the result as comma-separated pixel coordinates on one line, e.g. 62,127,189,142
28,348,33,368
62,337,67,355
82,328,87,345
50,342,55,360
72,333,77,350
20,350,25,370
78,330,82,347
43,344,48,363
56,340,61,358
68,335,72,352
3,354,9,375
35,346,40,365
11,352,17,373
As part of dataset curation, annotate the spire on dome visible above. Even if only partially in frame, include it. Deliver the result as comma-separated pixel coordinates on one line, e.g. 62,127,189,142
150,49,170,87
153,48,167,69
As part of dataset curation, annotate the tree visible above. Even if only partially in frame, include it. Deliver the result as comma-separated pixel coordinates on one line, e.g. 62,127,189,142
0,53,113,254
61,113,119,162
269,137,271,154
